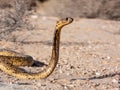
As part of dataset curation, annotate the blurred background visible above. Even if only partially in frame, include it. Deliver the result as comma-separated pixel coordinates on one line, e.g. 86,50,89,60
0,0,120,20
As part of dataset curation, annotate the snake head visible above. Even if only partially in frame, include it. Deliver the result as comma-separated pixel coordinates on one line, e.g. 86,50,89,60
56,17,73,29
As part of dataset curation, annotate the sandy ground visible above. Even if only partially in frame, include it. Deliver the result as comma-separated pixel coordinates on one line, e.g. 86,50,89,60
0,14,120,90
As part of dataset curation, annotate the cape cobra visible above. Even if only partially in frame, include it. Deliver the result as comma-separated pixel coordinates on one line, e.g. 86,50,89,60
0,17,73,79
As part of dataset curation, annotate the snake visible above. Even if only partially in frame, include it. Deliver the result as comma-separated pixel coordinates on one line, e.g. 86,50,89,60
0,17,73,79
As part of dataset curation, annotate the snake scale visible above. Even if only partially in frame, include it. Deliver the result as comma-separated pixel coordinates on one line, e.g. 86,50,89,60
0,17,73,79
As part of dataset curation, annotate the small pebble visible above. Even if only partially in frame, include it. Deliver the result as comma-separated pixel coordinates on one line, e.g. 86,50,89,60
107,56,111,59
95,72,101,76
31,15,38,19
112,79,118,83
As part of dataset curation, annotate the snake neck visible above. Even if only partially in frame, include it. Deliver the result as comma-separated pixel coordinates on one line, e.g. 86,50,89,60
42,28,61,77
26,28,61,79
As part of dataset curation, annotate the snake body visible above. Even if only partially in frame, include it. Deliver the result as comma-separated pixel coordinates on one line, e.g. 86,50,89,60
0,17,73,79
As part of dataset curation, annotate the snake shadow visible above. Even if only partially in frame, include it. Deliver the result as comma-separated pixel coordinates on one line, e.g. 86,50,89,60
71,72,120,81
32,60,48,67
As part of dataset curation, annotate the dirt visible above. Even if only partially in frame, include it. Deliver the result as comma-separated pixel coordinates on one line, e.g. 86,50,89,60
0,13,120,90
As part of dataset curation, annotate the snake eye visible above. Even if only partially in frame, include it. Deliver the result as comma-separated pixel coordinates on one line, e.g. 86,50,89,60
66,18,69,21
65,17,73,23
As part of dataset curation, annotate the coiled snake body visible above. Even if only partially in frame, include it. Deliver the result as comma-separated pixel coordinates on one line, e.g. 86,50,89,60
0,17,73,79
